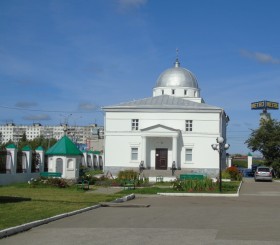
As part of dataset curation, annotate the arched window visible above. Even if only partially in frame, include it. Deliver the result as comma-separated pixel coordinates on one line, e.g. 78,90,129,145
67,159,74,170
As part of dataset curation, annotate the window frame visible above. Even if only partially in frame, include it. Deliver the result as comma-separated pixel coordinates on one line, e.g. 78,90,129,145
185,148,193,163
185,120,193,132
131,147,138,161
131,119,139,131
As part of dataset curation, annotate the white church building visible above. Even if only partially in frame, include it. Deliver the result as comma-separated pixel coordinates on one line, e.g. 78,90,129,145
103,58,229,177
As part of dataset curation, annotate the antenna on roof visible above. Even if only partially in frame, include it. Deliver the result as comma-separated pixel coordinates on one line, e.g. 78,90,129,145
174,48,180,67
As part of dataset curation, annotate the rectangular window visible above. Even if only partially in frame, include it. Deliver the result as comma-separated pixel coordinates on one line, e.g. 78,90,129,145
172,89,175,95
131,148,138,161
131,119,139,131
185,120,193,131
185,149,192,162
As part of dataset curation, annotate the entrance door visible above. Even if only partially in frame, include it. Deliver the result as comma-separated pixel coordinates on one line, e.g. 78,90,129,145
155,148,168,170
56,158,63,174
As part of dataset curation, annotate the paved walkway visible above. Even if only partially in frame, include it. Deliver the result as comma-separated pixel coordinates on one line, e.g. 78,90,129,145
1,178,280,244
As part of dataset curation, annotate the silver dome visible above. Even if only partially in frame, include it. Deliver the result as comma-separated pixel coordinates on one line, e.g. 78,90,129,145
155,59,199,88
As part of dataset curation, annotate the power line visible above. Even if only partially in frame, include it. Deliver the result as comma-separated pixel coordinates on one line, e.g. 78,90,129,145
0,105,102,114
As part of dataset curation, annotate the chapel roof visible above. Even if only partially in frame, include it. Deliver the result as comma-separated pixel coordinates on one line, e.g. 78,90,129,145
45,135,83,156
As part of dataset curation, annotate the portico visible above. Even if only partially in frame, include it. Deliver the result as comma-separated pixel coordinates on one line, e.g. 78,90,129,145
141,124,180,170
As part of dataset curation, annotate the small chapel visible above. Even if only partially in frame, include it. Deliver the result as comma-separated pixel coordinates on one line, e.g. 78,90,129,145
103,57,229,178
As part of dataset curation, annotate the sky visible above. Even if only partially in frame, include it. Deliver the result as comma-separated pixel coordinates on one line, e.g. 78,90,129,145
0,0,280,155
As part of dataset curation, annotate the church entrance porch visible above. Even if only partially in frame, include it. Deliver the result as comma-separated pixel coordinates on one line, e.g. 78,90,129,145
155,148,168,170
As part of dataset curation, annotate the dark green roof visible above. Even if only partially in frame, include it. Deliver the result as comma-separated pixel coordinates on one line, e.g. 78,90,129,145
87,150,101,154
36,146,44,151
6,143,17,149
22,145,32,151
46,136,83,156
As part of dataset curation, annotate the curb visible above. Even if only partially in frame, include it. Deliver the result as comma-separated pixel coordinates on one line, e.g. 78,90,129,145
157,181,243,197
0,194,135,239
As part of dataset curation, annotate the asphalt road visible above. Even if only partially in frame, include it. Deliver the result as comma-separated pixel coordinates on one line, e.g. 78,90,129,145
1,178,280,245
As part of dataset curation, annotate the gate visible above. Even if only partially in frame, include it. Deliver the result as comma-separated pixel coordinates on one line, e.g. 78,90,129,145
31,152,41,172
17,151,26,173
0,150,11,173
44,154,48,172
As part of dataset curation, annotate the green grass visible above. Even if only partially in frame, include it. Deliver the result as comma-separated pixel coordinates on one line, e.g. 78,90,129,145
0,181,241,230
0,183,122,230
119,181,241,195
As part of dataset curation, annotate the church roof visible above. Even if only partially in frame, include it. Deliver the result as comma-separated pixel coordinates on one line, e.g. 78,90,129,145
155,59,199,89
45,135,83,156
103,95,222,111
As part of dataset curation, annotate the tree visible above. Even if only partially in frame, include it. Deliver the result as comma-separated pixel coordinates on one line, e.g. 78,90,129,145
246,119,280,176
2,136,57,151
29,135,57,150
18,132,28,150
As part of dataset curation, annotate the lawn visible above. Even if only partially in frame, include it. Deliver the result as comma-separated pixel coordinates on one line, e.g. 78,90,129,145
0,181,241,231
119,181,241,195
0,183,122,230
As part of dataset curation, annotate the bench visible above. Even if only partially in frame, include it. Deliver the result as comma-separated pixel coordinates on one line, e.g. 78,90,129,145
123,179,135,190
180,174,204,180
76,180,90,190
40,172,62,178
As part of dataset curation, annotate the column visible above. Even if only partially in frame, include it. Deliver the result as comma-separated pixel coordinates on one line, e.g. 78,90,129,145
248,154,253,169
228,157,232,167
6,144,17,174
141,136,146,167
23,149,32,174
172,136,177,168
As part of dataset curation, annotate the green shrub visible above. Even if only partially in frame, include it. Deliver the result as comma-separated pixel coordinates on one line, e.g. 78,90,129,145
94,178,121,187
84,169,104,176
172,178,215,192
117,170,138,180
28,177,69,188
81,169,105,184
136,177,150,187
221,170,231,179
225,166,242,181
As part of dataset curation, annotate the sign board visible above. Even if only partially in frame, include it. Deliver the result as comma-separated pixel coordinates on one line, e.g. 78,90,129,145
251,100,279,110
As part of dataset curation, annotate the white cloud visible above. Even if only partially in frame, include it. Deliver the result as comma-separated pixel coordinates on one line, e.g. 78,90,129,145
240,49,280,64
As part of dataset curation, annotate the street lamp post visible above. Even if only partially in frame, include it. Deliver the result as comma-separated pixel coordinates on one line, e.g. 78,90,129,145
211,137,230,192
